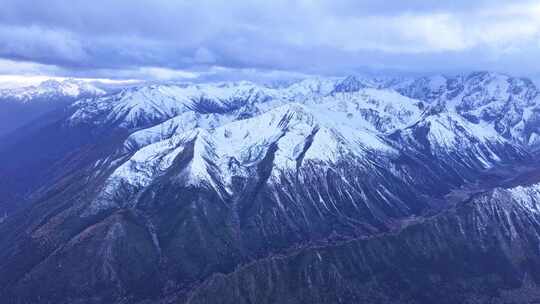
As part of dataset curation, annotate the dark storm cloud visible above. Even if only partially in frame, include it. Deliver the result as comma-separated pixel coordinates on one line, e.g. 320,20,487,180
0,0,539,80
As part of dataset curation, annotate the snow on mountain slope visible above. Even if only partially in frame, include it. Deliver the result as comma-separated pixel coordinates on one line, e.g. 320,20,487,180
321,88,425,133
64,72,540,215
113,83,425,153
86,101,403,215
69,81,287,128
278,77,337,101
394,108,525,170
0,79,105,102
0,78,107,137
207,103,396,170
395,72,540,146
64,73,539,154
331,75,367,93
427,113,501,148
504,183,540,215
88,129,202,214
69,76,400,131
123,111,237,151
71,73,540,216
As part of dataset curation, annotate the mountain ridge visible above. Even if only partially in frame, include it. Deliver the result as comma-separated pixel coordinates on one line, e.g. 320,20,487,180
0,78,105,103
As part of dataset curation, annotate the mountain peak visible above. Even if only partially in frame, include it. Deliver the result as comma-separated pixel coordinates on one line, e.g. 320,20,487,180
332,75,367,93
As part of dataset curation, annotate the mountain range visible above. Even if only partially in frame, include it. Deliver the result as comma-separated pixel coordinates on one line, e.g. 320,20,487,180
0,79,105,136
1,71,540,303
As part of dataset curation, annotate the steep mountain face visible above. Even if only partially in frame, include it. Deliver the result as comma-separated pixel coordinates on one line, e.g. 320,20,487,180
0,79,105,136
1,72,540,304
187,178,540,304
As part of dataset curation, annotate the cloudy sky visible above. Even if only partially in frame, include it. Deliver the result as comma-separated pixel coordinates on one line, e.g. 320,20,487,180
1,0,540,84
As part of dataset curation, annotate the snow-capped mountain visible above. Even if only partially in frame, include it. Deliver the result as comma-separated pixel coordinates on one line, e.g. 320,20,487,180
68,79,341,129
0,79,106,137
65,72,538,173
0,79,105,102
56,72,534,220
74,72,532,221
395,71,540,146
2,72,540,304
67,72,540,149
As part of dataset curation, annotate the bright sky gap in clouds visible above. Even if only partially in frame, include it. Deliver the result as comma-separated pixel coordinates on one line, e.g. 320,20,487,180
0,0,540,84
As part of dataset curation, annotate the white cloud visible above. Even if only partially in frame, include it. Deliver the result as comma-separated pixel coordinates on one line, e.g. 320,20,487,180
0,59,141,88
0,74,141,88
0,26,87,63
0,1,539,77
137,67,199,80
292,2,540,54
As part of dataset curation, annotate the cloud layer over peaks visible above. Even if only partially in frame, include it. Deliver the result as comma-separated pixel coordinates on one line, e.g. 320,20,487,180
0,0,539,81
